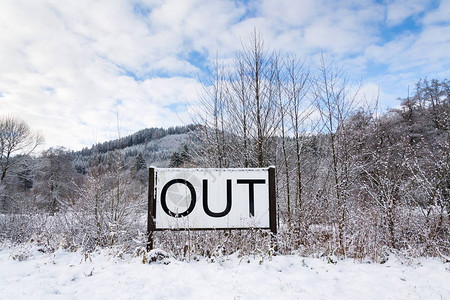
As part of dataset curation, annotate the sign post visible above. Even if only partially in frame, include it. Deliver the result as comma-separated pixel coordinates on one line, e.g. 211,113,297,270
147,167,276,251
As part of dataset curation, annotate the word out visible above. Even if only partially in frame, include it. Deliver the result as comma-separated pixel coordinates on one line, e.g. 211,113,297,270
160,178,266,218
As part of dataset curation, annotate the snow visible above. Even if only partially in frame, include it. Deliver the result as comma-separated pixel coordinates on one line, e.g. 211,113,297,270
1,245,449,299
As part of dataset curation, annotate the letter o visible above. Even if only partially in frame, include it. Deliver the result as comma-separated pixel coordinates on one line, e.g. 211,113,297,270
160,179,196,218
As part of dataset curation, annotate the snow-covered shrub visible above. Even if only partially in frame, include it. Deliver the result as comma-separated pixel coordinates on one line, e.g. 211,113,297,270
148,248,170,264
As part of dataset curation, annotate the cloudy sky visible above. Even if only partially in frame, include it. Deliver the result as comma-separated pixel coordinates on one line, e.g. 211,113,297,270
1,0,449,150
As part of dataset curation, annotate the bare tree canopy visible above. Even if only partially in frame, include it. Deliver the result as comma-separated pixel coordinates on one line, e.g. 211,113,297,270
0,115,44,183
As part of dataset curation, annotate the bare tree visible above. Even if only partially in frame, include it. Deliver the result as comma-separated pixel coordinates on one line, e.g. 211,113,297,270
0,115,43,211
362,124,409,250
312,55,360,256
284,55,310,210
193,31,279,168
227,51,253,167
271,55,292,221
191,56,230,168
241,30,278,167
34,147,78,213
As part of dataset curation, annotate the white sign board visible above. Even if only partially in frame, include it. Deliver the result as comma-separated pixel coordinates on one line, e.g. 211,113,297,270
148,167,276,231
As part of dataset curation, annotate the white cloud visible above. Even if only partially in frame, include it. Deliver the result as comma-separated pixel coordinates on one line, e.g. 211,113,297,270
0,0,207,149
423,0,450,25
363,16,450,78
259,0,321,28
385,0,429,26
257,0,383,55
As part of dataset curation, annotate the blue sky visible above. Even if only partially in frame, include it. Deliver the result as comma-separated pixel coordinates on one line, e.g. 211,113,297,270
0,0,449,150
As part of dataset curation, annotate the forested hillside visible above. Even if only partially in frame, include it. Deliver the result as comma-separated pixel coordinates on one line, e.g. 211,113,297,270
73,124,197,174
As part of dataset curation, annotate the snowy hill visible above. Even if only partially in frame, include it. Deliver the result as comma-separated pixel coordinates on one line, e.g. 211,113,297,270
72,125,198,171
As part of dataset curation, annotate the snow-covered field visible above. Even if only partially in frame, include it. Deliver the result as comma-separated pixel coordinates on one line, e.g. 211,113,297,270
1,245,449,300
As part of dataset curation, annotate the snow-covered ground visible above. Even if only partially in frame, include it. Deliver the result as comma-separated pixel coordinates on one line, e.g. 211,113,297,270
1,245,449,299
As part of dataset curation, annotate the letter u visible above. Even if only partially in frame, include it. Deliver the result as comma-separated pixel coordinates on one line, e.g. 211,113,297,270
203,179,232,217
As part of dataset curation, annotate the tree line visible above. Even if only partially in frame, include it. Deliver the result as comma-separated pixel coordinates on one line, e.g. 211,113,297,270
78,124,197,156
0,122,195,251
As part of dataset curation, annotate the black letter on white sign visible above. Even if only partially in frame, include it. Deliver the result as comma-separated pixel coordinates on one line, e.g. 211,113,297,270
236,179,266,217
160,179,196,218
203,179,232,217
